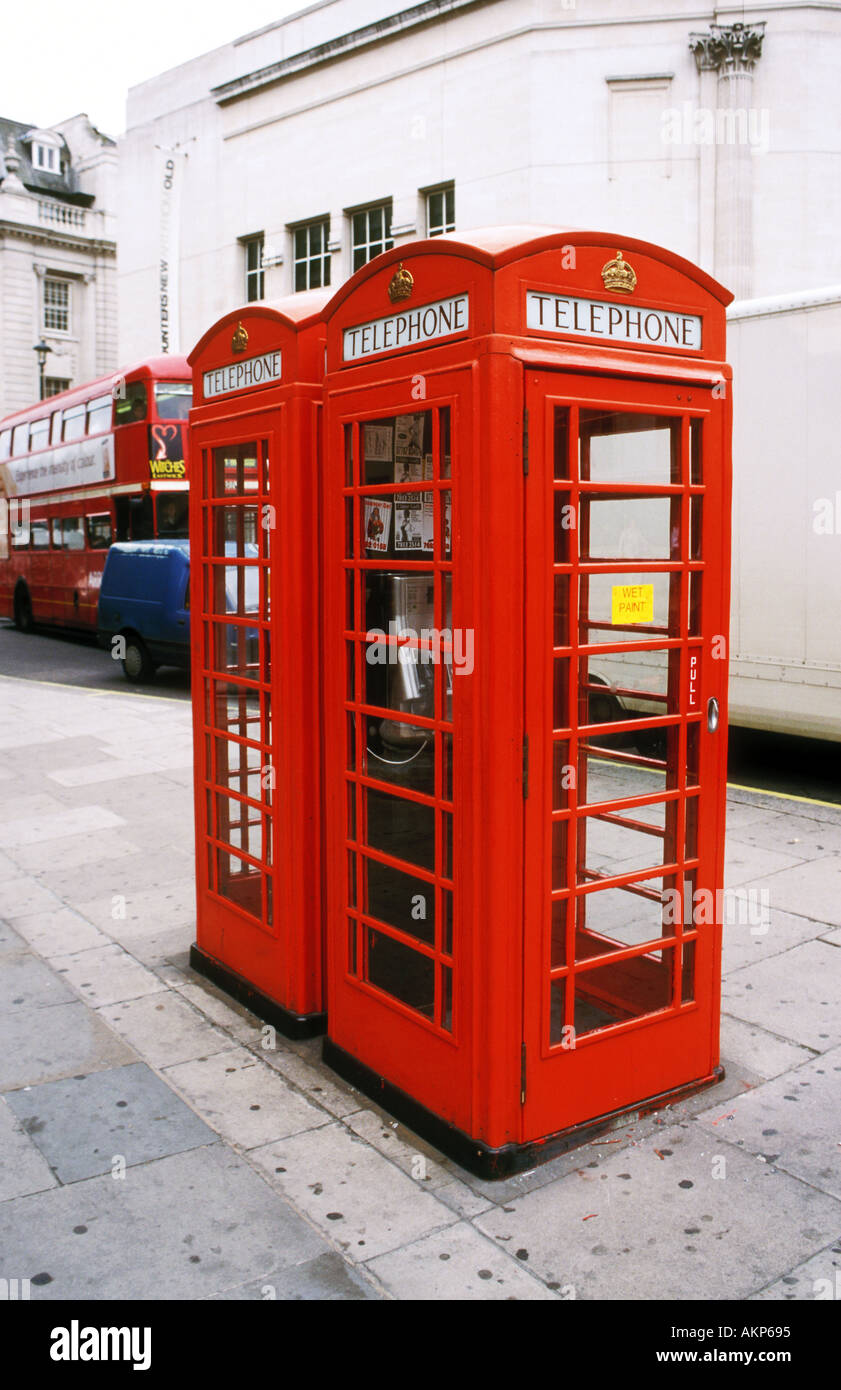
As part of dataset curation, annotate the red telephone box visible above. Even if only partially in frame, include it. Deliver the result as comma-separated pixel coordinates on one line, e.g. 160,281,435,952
187,292,328,1036
320,229,733,1174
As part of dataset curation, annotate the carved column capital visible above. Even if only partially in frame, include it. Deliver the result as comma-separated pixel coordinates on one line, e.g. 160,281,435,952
689,22,766,75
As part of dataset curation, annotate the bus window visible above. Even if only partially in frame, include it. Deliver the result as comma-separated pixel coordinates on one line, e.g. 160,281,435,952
29,418,50,452
156,492,189,538
154,382,192,421
129,493,154,540
12,423,30,456
62,405,86,442
50,411,62,446
31,520,50,549
62,517,85,550
87,396,112,435
87,514,113,549
51,518,62,548
0,429,11,460
115,381,148,426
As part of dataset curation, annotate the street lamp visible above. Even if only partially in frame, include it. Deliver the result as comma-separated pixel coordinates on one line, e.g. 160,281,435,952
33,339,52,400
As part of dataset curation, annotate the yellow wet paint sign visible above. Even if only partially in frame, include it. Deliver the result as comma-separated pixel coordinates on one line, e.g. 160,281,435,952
611,583,654,625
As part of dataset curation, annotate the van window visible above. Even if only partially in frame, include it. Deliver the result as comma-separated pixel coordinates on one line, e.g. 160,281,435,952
12,424,30,456
87,396,112,435
62,405,86,442
62,517,85,550
87,514,112,550
0,429,11,461
29,418,50,452
31,520,50,549
115,381,148,426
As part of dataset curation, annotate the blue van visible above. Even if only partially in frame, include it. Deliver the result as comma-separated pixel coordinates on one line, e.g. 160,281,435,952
97,541,190,682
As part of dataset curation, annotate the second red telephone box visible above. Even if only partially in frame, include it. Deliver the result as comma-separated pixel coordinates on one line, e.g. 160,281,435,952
320,228,733,1175
188,292,328,1036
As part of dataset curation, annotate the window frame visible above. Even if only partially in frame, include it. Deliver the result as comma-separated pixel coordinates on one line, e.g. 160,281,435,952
425,184,456,238
350,202,394,273
43,277,71,335
243,234,265,303
291,217,331,293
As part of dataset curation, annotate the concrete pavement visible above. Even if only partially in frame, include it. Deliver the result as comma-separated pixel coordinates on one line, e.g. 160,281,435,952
1,672,839,1301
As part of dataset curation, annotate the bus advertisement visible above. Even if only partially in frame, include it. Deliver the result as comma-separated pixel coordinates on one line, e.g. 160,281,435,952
0,358,192,632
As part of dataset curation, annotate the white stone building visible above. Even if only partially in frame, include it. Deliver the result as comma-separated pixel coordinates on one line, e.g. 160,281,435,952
118,0,841,361
0,115,118,416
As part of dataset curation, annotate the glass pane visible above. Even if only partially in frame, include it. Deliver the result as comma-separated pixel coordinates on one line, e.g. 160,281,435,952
584,649,677,717
578,802,672,881
575,876,677,959
581,496,677,561
367,929,434,1019
364,858,435,946
216,848,262,921
365,787,435,872
574,948,674,1036
579,412,680,485
581,572,678,644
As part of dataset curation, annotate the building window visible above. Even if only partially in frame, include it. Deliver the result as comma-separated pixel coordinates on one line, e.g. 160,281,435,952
426,185,455,237
44,378,70,398
43,279,70,333
292,219,331,292
351,203,393,272
243,235,265,302
34,144,58,171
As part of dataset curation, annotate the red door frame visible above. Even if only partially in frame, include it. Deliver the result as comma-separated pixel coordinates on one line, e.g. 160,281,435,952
522,368,731,1142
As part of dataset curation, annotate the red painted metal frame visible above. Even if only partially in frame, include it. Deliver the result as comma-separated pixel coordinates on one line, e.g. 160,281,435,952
320,229,732,1159
187,296,328,1027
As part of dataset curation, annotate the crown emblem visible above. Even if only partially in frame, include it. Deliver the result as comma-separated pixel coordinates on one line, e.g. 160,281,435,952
388,263,414,303
601,251,637,295
231,322,249,354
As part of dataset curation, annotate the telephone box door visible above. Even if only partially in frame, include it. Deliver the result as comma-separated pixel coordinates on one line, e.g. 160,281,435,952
522,371,730,1142
324,367,480,1132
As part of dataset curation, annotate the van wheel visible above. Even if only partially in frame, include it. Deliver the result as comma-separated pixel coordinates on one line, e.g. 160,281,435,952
122,636,155,684
13,585,34,633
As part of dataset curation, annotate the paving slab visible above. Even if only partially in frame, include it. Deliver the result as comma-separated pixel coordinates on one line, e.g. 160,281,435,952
720,1014,817,1080
0,922,28,957
211,1251,381,1301
754,856,841,929
366,1220,560,1300
344,1107,491,1216
473,1124,841,1301
721,905,827,975
750,1241,841,1300
253,1040,364,1120
0,999,135,1093
0,877,65,918
0,805,126,849
50,943,167,1007
696,1047,841,1201
727,808,841,860
722,941,841,1051
98,993,238,1070
163,1048,329,1149
0,1097,59,1201
5,1062,217,1182
72,881,196,934
0,953,77,1014
8,830,143,876
39,848,193,904
0,1145,329,1300
249,1122,459,1260
8,907,107,958
723,840,805,889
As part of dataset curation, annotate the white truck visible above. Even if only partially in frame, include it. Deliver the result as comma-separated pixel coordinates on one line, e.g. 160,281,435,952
727,287,841,743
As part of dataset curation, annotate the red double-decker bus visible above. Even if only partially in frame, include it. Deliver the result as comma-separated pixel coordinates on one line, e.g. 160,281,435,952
0,358,192,632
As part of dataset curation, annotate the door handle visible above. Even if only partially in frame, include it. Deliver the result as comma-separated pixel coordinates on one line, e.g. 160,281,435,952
707,697,720,732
